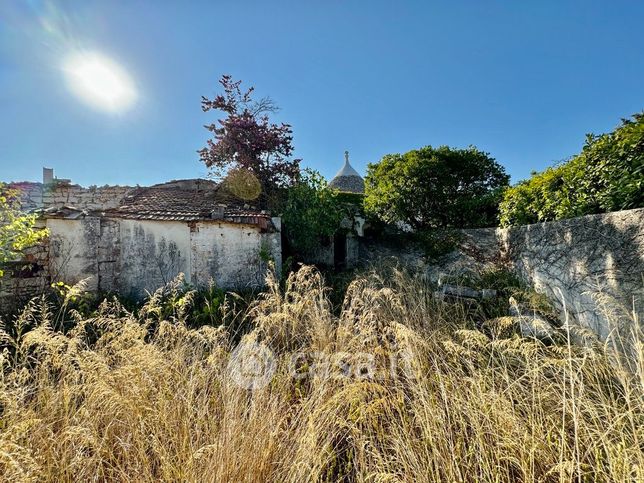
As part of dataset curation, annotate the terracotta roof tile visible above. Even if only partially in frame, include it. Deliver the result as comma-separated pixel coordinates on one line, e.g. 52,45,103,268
103,183,274,229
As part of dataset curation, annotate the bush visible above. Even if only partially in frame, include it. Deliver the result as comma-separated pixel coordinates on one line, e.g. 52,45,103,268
364,145,509,230
500,112,644,226
414,228,463,259
281,169,345,257
0,183,48,277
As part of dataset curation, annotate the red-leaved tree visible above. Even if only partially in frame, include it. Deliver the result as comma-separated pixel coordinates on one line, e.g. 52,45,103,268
199,75,300,205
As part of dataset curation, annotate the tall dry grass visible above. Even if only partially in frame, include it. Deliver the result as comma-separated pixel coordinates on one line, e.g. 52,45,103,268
0,266,641,482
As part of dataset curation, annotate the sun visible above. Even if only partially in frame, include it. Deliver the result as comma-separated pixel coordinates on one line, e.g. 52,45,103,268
63,52,137,113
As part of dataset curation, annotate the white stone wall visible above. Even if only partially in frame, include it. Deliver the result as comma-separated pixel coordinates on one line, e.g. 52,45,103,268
191,221,280,289
118,219,191,298
2,179,284,308
47,217,101,291
359,208,644,346
457,211,643,344
497,208,644,343
42,216,282,299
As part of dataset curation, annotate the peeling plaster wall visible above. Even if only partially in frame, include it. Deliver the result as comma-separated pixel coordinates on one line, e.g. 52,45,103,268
269,217,283,277
2,177,285,310
1,214,283,310
190,220,281,289
118,218,281,295
97,219,120,293
47,218,100,291
118,219,191,298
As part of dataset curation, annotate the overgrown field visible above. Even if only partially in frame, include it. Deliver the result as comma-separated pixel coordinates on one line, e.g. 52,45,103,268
0,267,642,482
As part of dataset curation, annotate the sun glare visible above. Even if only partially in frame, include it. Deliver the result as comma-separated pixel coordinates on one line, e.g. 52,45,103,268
63,52,137,113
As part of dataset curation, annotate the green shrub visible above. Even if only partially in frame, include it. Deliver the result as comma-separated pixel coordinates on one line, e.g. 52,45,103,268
282,169,344,256
500,112,644,226
0,183,48,277
334,191,365,211
414,228,463,259
365,145,509,229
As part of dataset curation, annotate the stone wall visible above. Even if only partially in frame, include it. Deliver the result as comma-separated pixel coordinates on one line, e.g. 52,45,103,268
307,236,335,267
190,219,281,290
48,217,102,291
10,181,135,212
308,234,362,269
0,221,50,313
497,208,644,342
360,208,644,344
98,218,120,292
44,216,282,300
118,218,191,298
1,179,134,312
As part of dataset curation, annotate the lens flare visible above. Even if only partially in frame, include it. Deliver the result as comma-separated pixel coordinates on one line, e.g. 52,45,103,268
63,52,137,113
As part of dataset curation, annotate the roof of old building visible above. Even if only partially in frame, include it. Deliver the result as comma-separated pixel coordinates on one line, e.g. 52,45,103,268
41,205,88,219
328,151,365,194
44,179,276,231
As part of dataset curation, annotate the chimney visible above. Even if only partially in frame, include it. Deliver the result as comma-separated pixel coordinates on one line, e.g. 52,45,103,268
43,167,54,185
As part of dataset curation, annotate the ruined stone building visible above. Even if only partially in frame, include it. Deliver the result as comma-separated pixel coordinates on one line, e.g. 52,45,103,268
312,151,366,268
1,171,281,308
2,153,368,308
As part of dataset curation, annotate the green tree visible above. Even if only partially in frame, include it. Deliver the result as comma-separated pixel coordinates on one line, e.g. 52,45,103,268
282,170,344,256
499,112,644,227
364,145,509,229
0,184,48,277
199,75,300,209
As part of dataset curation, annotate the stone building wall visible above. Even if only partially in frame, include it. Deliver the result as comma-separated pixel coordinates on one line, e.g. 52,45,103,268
190,219,282,290
1,179,134,312
45,217,282,300
118,218,191,298
48,217,102,291
98,218,121,292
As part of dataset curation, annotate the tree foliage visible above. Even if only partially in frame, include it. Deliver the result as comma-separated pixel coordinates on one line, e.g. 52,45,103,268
281,170,344,256
0,184,48,277
199,75,300,206
499,112,644,227
364,145,509,230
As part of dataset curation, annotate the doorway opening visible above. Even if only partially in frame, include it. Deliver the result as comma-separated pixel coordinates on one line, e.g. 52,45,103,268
334,233,346,270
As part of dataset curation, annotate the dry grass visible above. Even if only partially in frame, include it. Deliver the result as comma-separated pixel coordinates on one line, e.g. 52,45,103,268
0,266,642,482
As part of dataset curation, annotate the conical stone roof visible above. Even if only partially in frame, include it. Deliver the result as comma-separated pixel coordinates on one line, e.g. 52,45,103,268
328,151,365,193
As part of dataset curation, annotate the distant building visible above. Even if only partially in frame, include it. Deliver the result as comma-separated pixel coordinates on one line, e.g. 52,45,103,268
309,152,366,269
328,151,365,194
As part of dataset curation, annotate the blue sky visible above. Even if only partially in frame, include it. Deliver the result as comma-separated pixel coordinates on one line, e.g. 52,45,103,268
1,0,642,187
